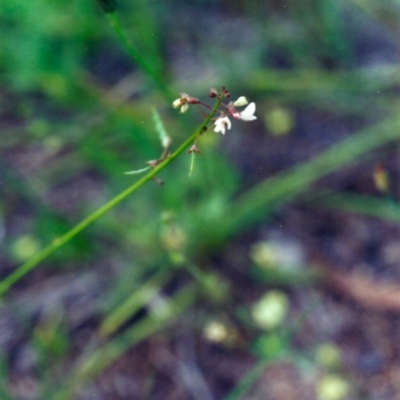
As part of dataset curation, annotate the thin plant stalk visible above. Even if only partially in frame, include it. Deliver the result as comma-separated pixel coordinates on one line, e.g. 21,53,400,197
0,100,221,297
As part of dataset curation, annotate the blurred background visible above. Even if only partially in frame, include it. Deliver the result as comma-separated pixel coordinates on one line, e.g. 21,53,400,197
1,0,400,399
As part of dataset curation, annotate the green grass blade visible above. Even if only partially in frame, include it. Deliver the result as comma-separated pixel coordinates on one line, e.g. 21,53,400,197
304,190,400,223
55,284,197,400
223,114,400,237
151,107,170,149
106,13,173,100
99,268,172,338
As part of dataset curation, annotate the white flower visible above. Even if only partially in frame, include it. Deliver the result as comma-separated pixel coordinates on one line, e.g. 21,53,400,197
172,93,190,113
233,96,249,107
239,102,257,121
214,116,232,135
172,98,182,109
172,98,189,113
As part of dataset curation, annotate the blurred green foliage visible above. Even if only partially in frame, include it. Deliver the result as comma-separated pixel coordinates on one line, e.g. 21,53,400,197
1,0,400,398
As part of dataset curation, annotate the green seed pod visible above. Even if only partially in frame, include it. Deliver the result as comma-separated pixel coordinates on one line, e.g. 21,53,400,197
96,0,117,13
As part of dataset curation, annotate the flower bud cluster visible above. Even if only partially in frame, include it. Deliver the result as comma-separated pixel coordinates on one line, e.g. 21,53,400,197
172,86,257,135
126,87,257,179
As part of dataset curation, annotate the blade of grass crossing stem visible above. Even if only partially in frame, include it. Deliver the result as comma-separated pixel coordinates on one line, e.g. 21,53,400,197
99,267,172,338
55,283,197,400
152,107,170,149
0,100,221,297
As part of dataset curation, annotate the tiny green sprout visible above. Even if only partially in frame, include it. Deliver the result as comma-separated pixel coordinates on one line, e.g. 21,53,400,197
11,235,41,262
251,290,289,330
254,332,287,359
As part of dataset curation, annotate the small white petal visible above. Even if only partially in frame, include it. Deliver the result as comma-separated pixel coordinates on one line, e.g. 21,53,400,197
239,102,257,121
214,120,225,134
172,98,182,108
180,103,189,113
214,116,231,135
214,125,223,134
233,96,249,107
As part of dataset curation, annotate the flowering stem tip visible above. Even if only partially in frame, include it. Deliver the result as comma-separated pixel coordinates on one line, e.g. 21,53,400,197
172,87,257,136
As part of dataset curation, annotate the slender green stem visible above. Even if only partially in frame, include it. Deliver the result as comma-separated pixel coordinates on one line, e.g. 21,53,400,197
106,13,173,101
0,100,221,296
